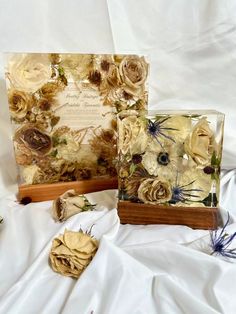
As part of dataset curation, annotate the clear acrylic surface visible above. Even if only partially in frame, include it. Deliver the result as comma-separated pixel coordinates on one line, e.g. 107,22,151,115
118,110,224,208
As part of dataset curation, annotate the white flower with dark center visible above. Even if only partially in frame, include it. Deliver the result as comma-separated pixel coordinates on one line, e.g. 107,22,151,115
141,144,179,178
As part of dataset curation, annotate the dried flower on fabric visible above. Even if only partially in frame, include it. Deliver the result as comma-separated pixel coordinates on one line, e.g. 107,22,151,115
52,189,96,222
49,229,98,278
210,213,236,259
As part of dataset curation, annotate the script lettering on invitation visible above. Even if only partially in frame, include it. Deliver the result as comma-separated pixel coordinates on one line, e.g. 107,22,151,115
56,82,111,134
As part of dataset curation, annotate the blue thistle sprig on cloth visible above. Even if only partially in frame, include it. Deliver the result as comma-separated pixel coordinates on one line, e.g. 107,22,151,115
210,213,236,258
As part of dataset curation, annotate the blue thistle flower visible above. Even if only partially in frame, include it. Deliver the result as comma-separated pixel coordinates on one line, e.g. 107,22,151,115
147,117,177,146
170,173,203,204
210,213,236,258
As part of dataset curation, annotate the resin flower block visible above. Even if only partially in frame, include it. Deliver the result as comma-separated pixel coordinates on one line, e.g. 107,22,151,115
117,110,224,229
5,53,149,201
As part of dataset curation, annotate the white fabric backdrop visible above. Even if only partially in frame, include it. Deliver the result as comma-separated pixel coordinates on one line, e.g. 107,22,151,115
1,1,236,313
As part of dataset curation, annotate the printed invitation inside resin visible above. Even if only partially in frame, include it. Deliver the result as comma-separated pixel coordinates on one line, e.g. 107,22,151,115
5,53,149,185
118,110,224,208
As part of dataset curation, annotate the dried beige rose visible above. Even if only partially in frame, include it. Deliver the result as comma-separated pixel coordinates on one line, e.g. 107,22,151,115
8,54,52,93
8,89,33,120
119,56,148,97
118,115,148,155
138,178,172,204
49,229,98,278
184,118,215,166
52,189,96,222
14,124,52,155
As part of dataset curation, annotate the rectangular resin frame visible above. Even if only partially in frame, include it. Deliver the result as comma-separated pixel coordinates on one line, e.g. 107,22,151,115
5,53,149,188
117,110,224,227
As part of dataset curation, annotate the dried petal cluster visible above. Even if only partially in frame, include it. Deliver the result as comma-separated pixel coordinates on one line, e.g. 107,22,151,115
49,229,98,278
52,189,96,222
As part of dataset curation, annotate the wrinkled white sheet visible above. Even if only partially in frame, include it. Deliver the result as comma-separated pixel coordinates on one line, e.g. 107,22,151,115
1,1,236,313
0,189,236,314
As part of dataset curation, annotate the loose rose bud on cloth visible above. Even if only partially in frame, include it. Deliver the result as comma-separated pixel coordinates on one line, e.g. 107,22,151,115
49,229,98,278
52,189,96,222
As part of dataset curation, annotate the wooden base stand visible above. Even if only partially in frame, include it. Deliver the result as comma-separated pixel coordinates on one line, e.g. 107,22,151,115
118,201,222,229
18,177,118,202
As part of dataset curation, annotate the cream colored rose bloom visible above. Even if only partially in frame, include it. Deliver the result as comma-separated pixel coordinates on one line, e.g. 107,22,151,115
118,115,148,155
163,115,192,143
8,54,52,93
138,178,172,204
8,89,32,120
119,56,148,96
184,118,215,166
49,229,98,278
52,189,95,222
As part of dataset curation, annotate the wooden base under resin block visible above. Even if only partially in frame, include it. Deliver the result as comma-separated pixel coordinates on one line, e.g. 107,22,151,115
18,177,118,202
118,201,222,230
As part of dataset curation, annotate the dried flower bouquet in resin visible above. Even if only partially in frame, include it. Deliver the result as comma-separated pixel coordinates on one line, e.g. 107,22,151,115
5,53,149,190
117,110,224,228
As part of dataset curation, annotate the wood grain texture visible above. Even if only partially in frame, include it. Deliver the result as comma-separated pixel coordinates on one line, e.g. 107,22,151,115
118,201,222,229
18,177,118,202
